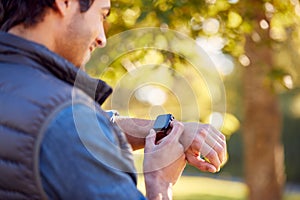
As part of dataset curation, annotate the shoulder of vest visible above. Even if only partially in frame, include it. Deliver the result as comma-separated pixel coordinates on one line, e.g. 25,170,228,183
0,63,99,200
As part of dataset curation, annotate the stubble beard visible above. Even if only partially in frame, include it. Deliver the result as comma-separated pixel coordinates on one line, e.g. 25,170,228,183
56,17,92,69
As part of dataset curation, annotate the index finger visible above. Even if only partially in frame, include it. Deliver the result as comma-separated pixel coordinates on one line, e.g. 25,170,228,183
158,120,184,146
168,120,184,140
201,125,227,164
209,126,227,164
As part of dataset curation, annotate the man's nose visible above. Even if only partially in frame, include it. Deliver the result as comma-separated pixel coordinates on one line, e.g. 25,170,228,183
96,33,107,48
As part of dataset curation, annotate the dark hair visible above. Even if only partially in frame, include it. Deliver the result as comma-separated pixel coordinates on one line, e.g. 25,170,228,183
0,0,95,32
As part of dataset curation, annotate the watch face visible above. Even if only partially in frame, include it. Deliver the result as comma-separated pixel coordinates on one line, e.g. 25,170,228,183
153,114,174,131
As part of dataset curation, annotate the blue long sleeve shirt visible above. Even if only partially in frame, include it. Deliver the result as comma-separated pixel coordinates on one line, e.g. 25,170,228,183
39,104,146,200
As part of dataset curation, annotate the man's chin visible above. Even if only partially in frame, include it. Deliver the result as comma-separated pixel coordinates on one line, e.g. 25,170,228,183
79,53,91,70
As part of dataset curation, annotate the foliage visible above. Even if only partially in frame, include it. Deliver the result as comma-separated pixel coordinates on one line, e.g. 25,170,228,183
87,0,300,138
102,0,300,88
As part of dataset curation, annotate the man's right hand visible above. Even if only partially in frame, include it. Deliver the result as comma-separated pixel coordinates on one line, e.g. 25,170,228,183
143,121,186,200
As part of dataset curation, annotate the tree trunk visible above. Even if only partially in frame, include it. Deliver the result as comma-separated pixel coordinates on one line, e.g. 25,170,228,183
242,22,286,200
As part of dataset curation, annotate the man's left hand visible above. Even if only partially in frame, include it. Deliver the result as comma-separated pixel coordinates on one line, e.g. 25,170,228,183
180,122,227,173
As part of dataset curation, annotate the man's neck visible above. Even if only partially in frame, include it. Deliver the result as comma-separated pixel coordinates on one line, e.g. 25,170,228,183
8,22,56,52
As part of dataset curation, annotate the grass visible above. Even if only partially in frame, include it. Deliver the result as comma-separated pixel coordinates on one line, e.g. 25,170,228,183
137,175,300,200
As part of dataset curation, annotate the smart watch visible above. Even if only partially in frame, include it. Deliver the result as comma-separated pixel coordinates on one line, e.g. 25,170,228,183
153,114,174,143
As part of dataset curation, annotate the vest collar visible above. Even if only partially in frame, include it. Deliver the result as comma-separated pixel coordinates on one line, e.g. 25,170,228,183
0,32,112,105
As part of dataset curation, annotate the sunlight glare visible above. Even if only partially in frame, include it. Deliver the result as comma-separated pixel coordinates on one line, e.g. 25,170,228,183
196,36,234,75
209,112,224,130
228,0,239,4
135,85,167,106
203,18,220,35
259,19,269,30
239,54,251,67
283,75,293,89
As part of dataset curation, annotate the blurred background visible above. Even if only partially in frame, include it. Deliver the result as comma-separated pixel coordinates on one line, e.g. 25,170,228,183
86,0,300,199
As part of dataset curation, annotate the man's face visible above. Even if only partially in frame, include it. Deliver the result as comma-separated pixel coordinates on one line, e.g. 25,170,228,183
55,0,111,68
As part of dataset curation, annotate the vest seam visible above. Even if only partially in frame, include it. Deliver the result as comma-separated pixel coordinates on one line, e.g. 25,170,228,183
0,155,41,197
0,158,21,166
0,124,35,138
0,188,28,197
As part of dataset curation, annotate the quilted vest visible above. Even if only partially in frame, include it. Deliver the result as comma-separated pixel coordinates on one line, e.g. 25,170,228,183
0,32,114,199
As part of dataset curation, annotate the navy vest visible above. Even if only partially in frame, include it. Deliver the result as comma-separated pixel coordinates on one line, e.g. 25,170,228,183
0,32,113,199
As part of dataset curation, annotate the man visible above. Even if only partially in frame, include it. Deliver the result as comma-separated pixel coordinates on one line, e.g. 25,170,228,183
0,0,227,199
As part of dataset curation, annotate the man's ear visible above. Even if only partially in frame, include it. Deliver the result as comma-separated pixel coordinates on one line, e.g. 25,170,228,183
54,0,71,16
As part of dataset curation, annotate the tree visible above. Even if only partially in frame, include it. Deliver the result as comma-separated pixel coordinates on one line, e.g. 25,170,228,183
241,5,285,199
237,1,299,199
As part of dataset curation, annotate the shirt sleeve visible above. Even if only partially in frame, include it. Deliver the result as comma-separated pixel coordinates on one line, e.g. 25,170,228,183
39,104,146,200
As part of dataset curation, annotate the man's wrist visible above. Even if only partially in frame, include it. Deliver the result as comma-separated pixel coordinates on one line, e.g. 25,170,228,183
180,122,202,151
144,171,172,200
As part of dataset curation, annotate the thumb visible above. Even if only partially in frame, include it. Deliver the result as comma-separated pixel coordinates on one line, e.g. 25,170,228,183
145,129,156,151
